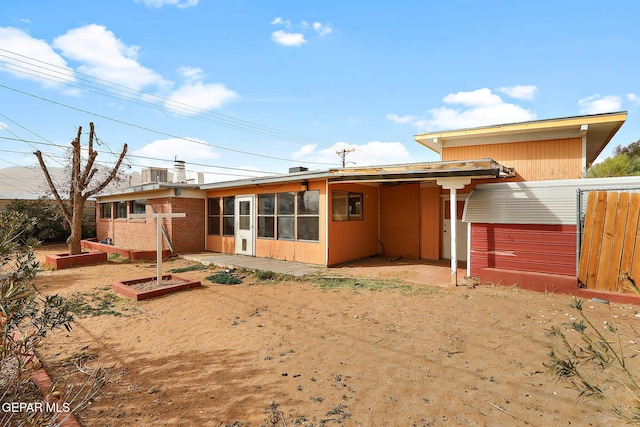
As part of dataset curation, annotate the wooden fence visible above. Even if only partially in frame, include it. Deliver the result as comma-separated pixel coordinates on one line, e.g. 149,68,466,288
577,191,640,292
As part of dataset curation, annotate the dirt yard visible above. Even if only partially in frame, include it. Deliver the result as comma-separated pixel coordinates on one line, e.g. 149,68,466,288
33,246,640,426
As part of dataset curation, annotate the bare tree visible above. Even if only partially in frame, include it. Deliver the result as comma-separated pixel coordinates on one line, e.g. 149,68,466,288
35,122,128,255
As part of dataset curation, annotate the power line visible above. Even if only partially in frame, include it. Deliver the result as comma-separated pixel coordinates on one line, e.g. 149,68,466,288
0,48,390,165
0,145,276,180
0,83,343,166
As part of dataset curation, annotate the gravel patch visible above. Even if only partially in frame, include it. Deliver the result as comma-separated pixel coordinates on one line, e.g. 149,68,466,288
128,279,186,292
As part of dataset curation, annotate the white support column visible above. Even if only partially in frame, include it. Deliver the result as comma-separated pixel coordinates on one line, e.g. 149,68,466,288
130,212,186,285
436,177,471,286
450,188,458,286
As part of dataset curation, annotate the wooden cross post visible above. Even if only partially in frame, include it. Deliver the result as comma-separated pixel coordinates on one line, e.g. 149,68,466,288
129,212,186,286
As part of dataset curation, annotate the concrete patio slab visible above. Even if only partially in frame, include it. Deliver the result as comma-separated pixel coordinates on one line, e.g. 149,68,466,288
180,252,327,277
180,252,468,286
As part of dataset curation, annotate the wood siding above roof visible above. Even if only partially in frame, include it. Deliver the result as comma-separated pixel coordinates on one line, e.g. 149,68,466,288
441,138,583,181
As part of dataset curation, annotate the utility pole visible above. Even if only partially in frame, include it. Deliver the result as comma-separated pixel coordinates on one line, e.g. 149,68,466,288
336,148,355,168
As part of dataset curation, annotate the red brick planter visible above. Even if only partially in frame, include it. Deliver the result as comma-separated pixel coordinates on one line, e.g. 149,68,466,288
81,239,171,261
112,274,201,301
45,251,108,270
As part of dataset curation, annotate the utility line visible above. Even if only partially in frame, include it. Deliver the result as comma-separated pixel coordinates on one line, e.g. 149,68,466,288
0,48,390,165
0,146,275,179
0,83,341,166
0,137,282,175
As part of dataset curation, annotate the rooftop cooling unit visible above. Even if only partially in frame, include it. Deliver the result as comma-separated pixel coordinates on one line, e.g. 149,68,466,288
141,167,169,184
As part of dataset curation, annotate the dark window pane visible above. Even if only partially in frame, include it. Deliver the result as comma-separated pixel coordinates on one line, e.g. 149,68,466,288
258,216,275,238
332,191,348,221
239,216,250,230
277,216,294,240
297,190,319,215
348,193,362,220
278,192,295,215
223,217,235,236
258,194,275,215
208,197,220,216
115,201,127,218
297,217,319,241
130,200,146,214
239,200,250,216
223,196,235,215
100,203,112,219
208,216,220,235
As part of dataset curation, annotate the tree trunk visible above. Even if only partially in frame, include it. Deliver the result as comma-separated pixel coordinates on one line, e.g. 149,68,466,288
67,197,85,255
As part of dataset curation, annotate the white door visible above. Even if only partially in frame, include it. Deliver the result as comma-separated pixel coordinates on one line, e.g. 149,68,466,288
442,197,468,262
235,196,254,256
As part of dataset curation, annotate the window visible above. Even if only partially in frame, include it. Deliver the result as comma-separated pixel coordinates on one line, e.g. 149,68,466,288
130,200,146,215
115,201,128,219
277,192,295,240
256,190,320,242
207,197,221,235
332,191,363,221
297,191,320,241
257,194,275,238
222,196,235,236
100,202,112,219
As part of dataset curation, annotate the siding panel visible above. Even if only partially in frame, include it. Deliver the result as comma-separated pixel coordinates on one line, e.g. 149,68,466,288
442,138,583,181
470,223,576,277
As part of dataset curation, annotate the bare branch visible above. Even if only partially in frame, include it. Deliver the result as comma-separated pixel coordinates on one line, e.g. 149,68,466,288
34,150,72,224
86,143,128,199
81,123,98,188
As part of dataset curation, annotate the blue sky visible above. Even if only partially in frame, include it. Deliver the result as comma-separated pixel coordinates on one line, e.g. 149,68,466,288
1,0,639,181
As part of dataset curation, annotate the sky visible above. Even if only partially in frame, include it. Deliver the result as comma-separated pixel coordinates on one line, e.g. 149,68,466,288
0,0,639,183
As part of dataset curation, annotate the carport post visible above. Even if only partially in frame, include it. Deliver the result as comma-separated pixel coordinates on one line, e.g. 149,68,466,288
436,177,471,286
450,188,458,286
129,212,186,285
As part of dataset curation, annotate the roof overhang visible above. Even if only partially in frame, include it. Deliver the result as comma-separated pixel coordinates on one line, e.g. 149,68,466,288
200,159,514,190
414,111,627,165
96,182,201,198
327,159,514,183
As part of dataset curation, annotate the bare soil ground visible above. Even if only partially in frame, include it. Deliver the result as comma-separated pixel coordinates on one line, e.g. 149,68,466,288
33,246,640,426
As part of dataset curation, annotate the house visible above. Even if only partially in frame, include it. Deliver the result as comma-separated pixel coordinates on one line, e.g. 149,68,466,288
95,111,632,289
94,163,205,258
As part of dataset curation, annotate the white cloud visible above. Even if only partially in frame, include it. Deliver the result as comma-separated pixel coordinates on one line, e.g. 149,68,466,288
292,144,317,158
137,0,199,8
313,22,333,36
165,66,237,113
627,93,640,105
134,138,220,167
177,66,204,83
0,26,76,89
498,85,538,100
270,18,332,46
387,88,536,131
292,141,411,166
53,24,166,91
386,113,419,124
271,30,306,47
443,88,503,107
578,94,622,114
270,17,291,28
166,81,237,113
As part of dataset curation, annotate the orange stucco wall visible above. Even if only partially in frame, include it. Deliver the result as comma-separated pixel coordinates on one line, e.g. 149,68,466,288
442,138,583,181
420,186,441,260
379,183,421,258
205,180,326,265
327,183,379,265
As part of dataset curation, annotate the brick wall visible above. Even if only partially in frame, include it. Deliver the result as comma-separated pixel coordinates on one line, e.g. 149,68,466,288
97,197,205,253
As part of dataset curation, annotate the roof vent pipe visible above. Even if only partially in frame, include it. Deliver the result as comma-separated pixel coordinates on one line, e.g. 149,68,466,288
173,160,187,183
